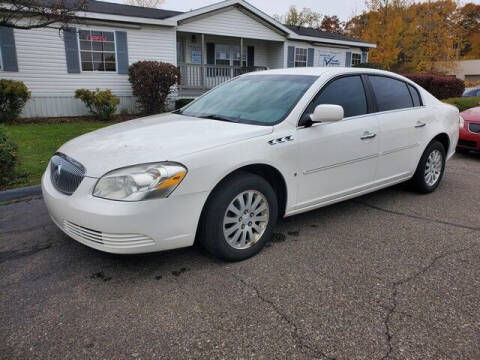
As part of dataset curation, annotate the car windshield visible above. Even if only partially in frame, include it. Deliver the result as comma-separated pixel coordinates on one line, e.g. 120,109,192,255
178,75,318,125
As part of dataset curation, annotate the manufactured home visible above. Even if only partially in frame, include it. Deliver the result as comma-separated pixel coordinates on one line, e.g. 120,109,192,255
0,0,376,117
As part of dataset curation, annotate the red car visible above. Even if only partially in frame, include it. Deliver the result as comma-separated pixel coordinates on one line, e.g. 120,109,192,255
458,106,480,152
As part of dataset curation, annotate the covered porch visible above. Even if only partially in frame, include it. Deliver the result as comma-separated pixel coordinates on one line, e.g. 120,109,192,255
176,31,284,97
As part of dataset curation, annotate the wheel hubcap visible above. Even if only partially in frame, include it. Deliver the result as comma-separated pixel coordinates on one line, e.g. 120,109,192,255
223,190,270,250
424,149,442,186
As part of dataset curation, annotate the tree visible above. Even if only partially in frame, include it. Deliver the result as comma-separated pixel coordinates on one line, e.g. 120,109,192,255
274,6,322,28
124,0,164,8
455,3,480,59
0,0,88,30
319,15,344,34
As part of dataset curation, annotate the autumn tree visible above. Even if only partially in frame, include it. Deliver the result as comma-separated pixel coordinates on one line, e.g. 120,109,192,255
274,6,322,28
455,3,480,59
0,0,88,30
124,0,164,8
319,15,344,34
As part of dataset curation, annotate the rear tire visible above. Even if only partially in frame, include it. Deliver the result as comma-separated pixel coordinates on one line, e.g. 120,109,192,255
410,141,446,193
199,172,278,261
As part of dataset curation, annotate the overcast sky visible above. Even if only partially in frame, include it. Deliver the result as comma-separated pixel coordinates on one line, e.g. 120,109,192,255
106,0,480,21
105,0,372,21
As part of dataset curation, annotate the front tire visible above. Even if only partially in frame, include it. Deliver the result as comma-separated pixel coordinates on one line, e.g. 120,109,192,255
199,173,278,261
410,141,446,193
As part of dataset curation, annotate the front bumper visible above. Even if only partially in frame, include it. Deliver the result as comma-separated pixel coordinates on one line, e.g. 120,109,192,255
458,123,480,151
42,166,208,254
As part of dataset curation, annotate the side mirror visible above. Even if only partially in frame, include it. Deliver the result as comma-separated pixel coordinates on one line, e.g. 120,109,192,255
309,104,344,124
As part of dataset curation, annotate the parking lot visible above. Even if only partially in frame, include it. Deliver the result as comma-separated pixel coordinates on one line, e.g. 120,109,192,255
1,152,479,360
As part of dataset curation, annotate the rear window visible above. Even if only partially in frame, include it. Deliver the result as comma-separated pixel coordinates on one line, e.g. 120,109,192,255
408,84,422,107
369,76,413,112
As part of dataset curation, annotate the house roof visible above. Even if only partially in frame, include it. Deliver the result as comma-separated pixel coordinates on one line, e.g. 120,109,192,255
68,0,375,47
285,25,368,45
85,0,183,20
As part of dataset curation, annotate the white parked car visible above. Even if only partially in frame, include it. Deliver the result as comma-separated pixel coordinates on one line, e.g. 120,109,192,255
42,68,460,261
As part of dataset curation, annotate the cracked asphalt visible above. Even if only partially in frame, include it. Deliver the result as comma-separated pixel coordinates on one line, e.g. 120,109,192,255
1,152,480,360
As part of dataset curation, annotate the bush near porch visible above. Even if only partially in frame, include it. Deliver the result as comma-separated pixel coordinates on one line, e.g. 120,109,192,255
443,97,480,112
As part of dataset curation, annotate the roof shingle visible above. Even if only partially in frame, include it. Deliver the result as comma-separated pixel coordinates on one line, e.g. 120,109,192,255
285,25,369,44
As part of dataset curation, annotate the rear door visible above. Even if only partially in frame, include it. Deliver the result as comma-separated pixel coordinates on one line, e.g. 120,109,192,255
367,75,429,182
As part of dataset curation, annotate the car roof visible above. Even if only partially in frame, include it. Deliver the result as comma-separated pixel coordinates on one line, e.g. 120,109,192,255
244,67,402,78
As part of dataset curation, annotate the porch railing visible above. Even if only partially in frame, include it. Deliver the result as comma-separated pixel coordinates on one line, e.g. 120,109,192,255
178,63,268,91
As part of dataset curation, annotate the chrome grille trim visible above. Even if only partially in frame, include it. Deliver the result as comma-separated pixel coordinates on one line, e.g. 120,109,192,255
50,153,85,195
63,221,155,248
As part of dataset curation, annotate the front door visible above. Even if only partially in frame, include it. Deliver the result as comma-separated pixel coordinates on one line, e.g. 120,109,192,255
294,75,379,209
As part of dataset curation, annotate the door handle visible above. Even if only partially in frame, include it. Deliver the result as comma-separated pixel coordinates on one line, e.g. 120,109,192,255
415,121,426,128
360,131,376,140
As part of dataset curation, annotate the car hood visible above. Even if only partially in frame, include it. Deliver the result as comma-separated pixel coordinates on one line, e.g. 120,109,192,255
461,106,480,122
58,113,273,177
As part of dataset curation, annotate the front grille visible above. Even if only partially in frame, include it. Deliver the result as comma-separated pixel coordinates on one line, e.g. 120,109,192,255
50,153,85,195
458,139,477,148
63,220,155,248
469,123,480,133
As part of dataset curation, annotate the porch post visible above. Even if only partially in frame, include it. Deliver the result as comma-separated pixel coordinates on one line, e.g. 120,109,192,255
240,37,244,68
201,33,206,90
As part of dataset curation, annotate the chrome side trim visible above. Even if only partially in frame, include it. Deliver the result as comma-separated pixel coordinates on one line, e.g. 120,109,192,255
303,143,420,175
380,143,420,156
303,154,378,175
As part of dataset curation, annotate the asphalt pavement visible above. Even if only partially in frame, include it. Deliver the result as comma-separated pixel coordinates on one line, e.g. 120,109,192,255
1,152,479,360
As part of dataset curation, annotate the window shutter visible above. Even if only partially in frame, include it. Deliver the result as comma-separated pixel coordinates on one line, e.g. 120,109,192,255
247,46,254,67
287,46,295,68
206,43,215,65
64,28,80,73
345,51,352,67
307,48,314,67
115,31,128,74
361,51,368,63
0,27,18,72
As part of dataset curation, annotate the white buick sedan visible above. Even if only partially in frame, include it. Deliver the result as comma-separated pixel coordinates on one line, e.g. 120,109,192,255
42,68,460,261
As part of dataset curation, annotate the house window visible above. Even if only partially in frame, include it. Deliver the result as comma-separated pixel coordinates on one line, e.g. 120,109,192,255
295,48,307,67
79,30,116,72
232,46,247,67
351,53,361,66
215,44,230,66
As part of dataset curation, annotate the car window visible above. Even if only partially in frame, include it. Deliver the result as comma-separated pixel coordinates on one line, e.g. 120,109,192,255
408,84,422,107
307,76,368,119
179,75,318,126
369,76,413,112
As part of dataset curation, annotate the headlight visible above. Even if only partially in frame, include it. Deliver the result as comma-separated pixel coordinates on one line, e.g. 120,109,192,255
93,162,187,201
459,115,465,129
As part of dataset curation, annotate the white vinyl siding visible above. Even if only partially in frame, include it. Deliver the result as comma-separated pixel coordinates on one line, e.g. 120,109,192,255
2,24,176,98
177,7,285,42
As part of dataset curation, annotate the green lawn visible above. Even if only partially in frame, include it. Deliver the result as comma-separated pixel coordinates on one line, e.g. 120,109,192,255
5,121,115,188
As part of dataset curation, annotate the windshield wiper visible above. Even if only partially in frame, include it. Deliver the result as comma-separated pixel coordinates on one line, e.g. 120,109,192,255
199,114,238,123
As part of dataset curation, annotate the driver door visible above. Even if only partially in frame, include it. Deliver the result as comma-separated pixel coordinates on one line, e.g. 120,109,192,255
294,75,380,210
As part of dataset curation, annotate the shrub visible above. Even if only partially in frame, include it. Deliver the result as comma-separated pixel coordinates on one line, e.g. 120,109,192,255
128,61,180,115
443,97,480,112
0,79,31,123
465,80,480,88
402,73,465,100
75,88,119,121
0,126,18,186
352,62,385,70
175,98,194,110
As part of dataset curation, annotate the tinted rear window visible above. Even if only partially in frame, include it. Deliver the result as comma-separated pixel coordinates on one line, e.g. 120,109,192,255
369,76,413,112
408,84,422,107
